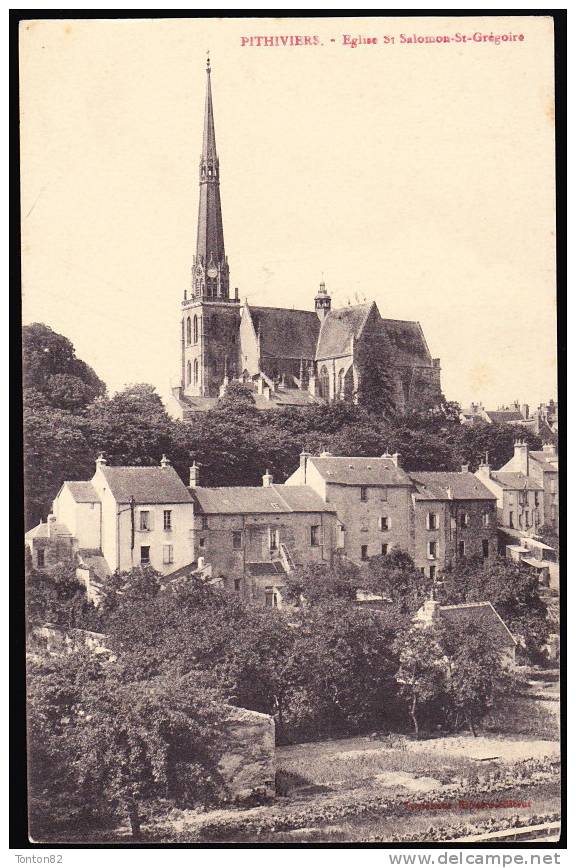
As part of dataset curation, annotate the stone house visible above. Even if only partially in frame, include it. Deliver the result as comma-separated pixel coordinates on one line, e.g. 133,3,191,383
409,470,498,580
285,452,414,564
475,458,544,543
498,441,559,531
414,599,517,666
188,464,339,607
25,455,196,581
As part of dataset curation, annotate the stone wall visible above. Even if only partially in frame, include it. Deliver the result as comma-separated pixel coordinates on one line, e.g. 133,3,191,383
220,707,276,802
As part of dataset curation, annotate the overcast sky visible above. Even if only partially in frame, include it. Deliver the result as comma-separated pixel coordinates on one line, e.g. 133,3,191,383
20,16,557,411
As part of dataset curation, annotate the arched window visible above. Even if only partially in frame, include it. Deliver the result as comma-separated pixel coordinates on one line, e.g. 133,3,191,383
186,317,191,345
194,359,199,385
193,315,198,344
337,368,345,398
186,361,191,386
320,366,330,400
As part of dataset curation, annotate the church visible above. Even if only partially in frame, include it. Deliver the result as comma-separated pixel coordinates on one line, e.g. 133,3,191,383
170,58,441,419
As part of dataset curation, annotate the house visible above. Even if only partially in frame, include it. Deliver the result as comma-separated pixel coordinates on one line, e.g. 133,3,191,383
25,455,196,581
188,464,340,607
285,452,414,564
169,59,441,418
498,441,559,531
414,599,517,666
409,469,498,579
475,456,544,546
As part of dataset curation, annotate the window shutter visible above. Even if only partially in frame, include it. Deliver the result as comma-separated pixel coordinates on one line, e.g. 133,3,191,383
148,510,155,531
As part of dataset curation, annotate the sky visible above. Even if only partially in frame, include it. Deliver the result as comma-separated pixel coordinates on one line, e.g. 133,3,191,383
20,16,557,411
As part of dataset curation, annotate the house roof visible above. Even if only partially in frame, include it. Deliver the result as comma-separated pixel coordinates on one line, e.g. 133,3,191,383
316,303,372,359
25,522,50,540
190,483,335,515
439,602,517,646
246,562,286,577
248,305,320,361
529,451,559,469
490,472,544,491
64,481,100,503
485,410,524,424
410,472,496,501
99,465,193,504
309,455,412,487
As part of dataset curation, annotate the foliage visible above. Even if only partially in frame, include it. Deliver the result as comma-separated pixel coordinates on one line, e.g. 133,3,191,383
394,625,448,739
26,562,102,632
536,524,559,556
283,557,360,605
361,550,429,614
216,382,256,410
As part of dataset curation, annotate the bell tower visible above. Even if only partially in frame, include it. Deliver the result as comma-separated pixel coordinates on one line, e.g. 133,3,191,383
181,56,240,399
315,280,331,320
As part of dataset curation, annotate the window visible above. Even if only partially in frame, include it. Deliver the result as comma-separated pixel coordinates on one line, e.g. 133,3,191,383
201,515,209,530
186,361,192,386
194,359,199,385
234,578,241,593
427,512,438,530
380,487,388,502
269,528,279,551
360,486,368,502
140,510,150,531
535,492,540,507
163,510,172,531
232,531,242,550
458,541,465,558
186,317,191,345
482,539,489,558
427,540,437,559
37,549,45,568
429,565,436,580
265,587,278,608
550,479,557,493
199,537,205,548
361,545,369,561
163,544,174,564
193,315,198,344
140,546,150,564
380,516,390,531
483,512,490,528
319,365,330,400
337,368,344,398
509,511,514,528
459,513,469,529
310,525,320,547
381,543,389,556
535,510,541,527
518,512,524,529
525,510,531,528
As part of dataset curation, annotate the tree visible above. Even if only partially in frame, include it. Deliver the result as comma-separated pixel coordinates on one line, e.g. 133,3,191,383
283,557,360,606
454,422,542,472
361,549,429,614
355,338,398,418
216,382,256,410
536,523,559,557
394,625,448,739
26,561,101,632
23,323,105,412
27,653,229,841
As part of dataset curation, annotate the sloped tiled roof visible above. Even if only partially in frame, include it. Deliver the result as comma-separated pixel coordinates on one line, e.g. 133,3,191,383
485,410,524,424
64,481,100,503
490,472,544,491
25,522,50,540
529,451,559,469
246,562,286,577
309,455,412,487
248,306,320,360
315,303,372,359
380,319,432,365
190,484,335,515
439,602,517,647
99,465,192,504
410,472,496,501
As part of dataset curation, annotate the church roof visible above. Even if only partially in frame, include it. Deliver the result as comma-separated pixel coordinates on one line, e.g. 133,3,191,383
248,306,320,360
380,319,432,366
316,303,372,359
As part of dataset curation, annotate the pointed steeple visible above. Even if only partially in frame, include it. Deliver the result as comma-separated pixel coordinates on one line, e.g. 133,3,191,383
192,54,230,302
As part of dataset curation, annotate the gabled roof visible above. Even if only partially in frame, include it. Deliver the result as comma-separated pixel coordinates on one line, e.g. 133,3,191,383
315,303,372,359
485,410,524,424
529,451,559,469
190,483,335,515
309,455,412,487
380,319,432,366
410,472,496,501
64,481,100,503
248,305,320,361
438,602,517,647
490,472,544,491
246,562,286,577
99,465,193,504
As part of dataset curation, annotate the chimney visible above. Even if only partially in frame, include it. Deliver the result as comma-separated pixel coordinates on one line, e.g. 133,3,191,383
160,454,171,468
543,443,557,455
189,461,200,488
461,464,469,474
262,469,273,487
513,439,529,476
234,287,239,302
96,453,107,468
319,450,332,458
197,556,205,571
477,452,491,478
446,486,453,500
521,403,530,420
391,452,401,468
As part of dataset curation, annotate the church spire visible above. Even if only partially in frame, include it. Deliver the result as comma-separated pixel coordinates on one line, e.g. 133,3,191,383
193,54,230,301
